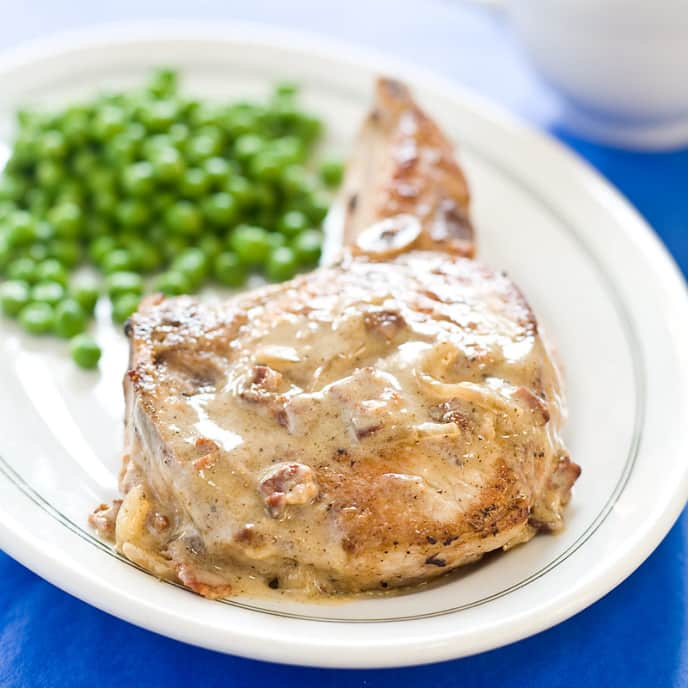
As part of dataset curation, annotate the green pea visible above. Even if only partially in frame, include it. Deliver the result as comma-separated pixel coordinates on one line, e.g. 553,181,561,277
122,161,155,196
97,91,126,109
6,211,37,247
300,191,329,224
84,216,111,239
70,277,100,314
71,150,99,177
19,302,54,335
127,239,162,272
169,122,190,147
274,81,299,98
116,199,150,228
266,101,301,129
62,110,89,147
202,192,237,226
296,115,322,145
151,146,185,182
55,181,84,206
248,184,276,211
280,165,315,196
36,160,62,190
185,133,222,163
111,292,141,324
31,280,65,306
179,97,200,119
147,67,178,98
265,246,298,282
0,280,30,316
89,236,117,265
101,249,135,274
203,157,232,187
152,192,176,218
228,225,271,266
153,270,191,296
163,236,190,261
35,259,68,286
249,153,283,182
39,130,68,158
165,201,202,236
226,176,252,207
24,190,49,216
319,157,344,187
141,99,177,132
87,167,116,194
70,334,101,369
35,221,55,242
125,121,147,146
254,207,277,232
106,271,144,299
0,236,12,273
48,239,81,268
267,233,286,250
269,136,304,166
12,134,38,166
7,257,37,283
104,134,138,166
27,243,50,263
172,248,208,285
223,109,256,138
142,133,175,159
0,175,23,202
85,168,117,205
213,251,247,287
146,224,166,246
180,167,209,198
190,104,224,127
0,201,16,221
292,229,323,265
48,202,82,239
94,105,127,141
54,298,87,338
198,234,222,261
277,210,309,238
93,189,119,217
234,134,264,163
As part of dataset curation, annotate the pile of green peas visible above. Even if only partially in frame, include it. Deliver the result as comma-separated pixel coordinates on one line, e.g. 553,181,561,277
0,68,343,369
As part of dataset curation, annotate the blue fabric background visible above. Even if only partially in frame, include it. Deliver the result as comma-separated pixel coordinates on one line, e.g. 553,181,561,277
1,2,687,686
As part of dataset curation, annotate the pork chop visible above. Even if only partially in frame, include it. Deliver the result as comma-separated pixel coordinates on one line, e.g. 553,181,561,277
91,78,580,598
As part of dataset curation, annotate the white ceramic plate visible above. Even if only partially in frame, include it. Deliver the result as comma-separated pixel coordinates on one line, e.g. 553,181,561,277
0,23,687,669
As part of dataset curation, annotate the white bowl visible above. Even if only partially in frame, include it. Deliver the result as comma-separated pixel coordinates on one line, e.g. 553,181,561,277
508,0,688,149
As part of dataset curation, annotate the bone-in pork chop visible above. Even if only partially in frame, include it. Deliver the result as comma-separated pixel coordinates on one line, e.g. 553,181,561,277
90,79,580,598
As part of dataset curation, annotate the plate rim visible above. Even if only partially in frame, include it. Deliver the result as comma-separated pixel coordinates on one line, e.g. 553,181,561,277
0,19,687,668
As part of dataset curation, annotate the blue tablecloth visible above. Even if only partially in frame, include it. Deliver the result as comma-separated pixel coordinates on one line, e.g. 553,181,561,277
2,2,688,686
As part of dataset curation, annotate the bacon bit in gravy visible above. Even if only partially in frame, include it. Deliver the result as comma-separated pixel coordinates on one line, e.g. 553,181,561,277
258,462,319,518
355,423,382,439
235,523,256,543
549,455,582,498
363,309,406,341
151,513,170,532
195,437,218,451
430,401,471,430
176,563,233,599
193,453,217,472
513,387,550,425
88,500,122,541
